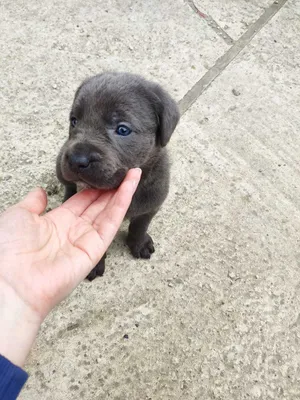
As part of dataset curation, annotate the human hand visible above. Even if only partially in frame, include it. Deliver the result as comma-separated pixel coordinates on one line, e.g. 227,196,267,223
0,168,141,366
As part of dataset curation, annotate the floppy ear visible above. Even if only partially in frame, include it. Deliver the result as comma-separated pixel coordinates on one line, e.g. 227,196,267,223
151,84,180,147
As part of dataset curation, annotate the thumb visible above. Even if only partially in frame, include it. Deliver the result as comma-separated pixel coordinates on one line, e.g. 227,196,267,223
18,187,48,215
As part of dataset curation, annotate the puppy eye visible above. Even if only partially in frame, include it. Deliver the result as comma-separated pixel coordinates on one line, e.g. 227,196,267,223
116,125,132,136
70,117,78,127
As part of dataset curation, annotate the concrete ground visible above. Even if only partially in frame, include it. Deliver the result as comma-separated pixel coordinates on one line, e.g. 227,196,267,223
0,0,299,398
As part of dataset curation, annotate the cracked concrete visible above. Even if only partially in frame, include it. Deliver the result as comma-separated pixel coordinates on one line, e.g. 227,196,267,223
0,0,300,399
194,0,275,40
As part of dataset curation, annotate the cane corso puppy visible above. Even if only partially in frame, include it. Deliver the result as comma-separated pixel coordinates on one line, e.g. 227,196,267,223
56,72,180,280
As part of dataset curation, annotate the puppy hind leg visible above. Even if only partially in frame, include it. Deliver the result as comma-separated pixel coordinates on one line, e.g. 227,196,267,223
126,211,157,259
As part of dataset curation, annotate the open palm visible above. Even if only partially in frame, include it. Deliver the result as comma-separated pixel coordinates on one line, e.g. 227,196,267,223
0,169,140,321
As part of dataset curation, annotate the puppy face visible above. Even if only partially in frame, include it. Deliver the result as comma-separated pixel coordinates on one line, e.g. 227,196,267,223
57,72,179,189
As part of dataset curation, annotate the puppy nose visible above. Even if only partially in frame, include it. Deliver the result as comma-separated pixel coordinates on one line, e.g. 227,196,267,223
67,153,90,171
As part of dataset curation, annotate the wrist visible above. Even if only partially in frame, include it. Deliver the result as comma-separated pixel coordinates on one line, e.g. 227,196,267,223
0,280,41,367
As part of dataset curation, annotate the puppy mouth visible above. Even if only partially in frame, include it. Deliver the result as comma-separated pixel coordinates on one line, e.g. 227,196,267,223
75,180,97,190
64,168,128,190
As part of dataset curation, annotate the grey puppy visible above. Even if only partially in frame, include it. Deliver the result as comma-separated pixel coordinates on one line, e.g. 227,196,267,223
56,72,180,281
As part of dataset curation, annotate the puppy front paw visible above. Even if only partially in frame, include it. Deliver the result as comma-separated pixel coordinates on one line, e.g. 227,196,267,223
86,257,106,281
127,233,155,259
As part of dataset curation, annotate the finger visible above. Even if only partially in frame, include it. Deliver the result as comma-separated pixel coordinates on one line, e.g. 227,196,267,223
60,169,141,283
80,190,115,224
18,187,47,215
93,168,141,248
61,189,105,217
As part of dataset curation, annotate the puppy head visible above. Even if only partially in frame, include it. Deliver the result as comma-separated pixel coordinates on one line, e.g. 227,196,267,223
57,72,180,189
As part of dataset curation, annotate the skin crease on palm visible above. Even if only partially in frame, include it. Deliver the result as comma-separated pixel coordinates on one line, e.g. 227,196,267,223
0,168,141,367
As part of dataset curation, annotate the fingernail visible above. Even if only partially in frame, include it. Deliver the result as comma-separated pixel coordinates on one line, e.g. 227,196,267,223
132,168,142,191
34,187,46,194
